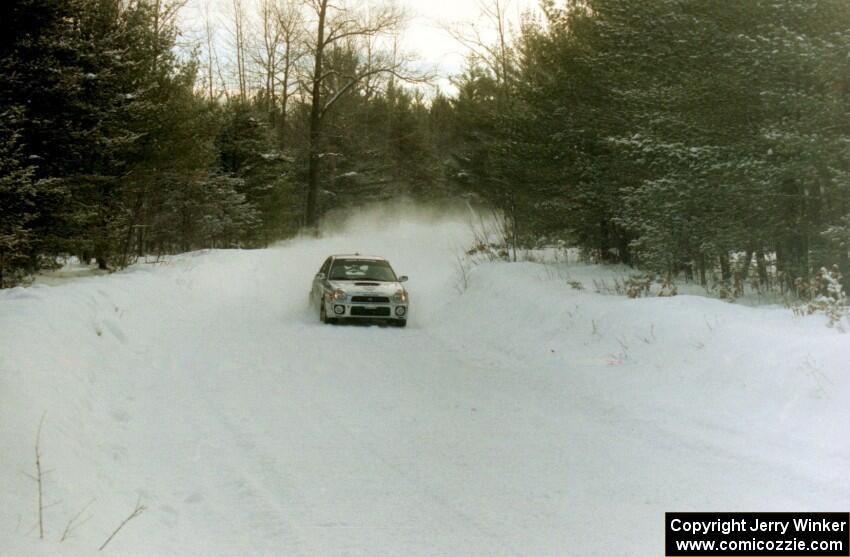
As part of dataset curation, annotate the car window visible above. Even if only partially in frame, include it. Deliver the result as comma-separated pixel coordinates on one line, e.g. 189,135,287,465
328,259,397,282
320,257,332,275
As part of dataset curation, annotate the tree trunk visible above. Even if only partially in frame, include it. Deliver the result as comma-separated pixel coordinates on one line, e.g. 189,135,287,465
719,253,731,283
279,40,291,147
756,250,769,287
617,233,631,266
233,0,246,100
739,249,753,280
120,193,144,267
697,252,707,287
682,258,693,282
305,0,327,230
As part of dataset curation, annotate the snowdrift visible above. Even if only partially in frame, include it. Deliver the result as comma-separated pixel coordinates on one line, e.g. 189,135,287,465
1,207,847,557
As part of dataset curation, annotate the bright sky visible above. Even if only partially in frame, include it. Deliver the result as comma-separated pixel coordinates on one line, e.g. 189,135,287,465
179,0,539,95
397,0,537,89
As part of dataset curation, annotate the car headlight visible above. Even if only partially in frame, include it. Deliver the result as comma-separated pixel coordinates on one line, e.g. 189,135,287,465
393,290,408,303
330,289,347,301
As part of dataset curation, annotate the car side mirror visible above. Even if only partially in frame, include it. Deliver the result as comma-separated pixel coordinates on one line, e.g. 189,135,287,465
315,272,326,280
398,275,408,283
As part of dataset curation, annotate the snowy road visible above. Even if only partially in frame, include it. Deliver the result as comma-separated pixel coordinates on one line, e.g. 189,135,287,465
2,208,848,556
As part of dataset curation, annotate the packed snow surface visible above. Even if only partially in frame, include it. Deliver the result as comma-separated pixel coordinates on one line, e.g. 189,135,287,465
1,207,848,557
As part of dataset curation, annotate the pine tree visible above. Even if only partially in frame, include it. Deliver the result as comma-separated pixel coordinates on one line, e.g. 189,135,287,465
0,114,37,287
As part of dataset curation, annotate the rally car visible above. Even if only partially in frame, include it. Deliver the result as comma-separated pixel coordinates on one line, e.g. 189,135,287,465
310,254,409,327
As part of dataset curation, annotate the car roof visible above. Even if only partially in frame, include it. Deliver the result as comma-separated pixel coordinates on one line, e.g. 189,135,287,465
331,254,387,261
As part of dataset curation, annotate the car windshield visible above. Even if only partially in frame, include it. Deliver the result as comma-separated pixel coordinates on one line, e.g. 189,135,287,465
329,259,397,282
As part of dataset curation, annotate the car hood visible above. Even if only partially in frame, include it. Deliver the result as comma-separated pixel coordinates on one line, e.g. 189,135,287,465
328,280,405,297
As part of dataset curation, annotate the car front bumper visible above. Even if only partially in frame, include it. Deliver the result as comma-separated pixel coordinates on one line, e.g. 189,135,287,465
323,298,408,320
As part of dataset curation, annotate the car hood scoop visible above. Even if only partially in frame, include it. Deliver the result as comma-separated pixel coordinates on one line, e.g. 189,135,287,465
328,280,400,294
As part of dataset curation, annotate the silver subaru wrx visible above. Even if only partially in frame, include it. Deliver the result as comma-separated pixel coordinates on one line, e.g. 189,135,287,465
309,254,409,327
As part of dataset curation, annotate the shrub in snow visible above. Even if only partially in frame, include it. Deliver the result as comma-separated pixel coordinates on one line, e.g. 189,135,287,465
592,274,676,298
625,274,652,299
465,238,508,262
791,266,849,330
657,277,678,297
592,278,624,296
718,283,735,302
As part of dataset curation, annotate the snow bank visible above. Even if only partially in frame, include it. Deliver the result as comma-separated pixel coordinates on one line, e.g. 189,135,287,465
1,206,847,556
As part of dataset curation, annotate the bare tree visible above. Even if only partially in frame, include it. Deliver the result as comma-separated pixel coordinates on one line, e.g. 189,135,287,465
303,0,417,228
485,0,513,93
251,0,283,120
275,0,306,139
445,0,516,94
202,0,219,100
150,0,188,72
231,0,248,100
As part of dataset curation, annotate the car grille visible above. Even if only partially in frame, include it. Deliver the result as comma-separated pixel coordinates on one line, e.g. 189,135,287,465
351,296,390,303
350,306,391,317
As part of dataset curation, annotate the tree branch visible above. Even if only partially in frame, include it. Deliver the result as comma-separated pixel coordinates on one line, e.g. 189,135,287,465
34,412,46,540
99,496,146,551
319,65,430,119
